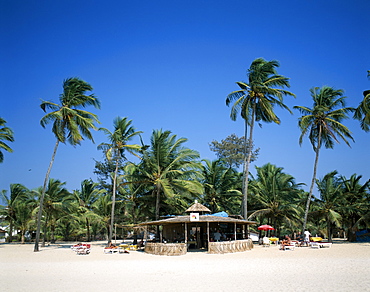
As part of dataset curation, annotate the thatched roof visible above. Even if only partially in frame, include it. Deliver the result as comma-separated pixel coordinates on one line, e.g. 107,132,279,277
185,202,211,213
138,215,256,226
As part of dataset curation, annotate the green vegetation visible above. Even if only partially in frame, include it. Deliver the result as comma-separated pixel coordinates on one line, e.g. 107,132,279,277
1,64,369,246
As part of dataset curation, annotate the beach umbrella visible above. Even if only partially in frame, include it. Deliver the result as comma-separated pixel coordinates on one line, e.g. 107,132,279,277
257,225,275,231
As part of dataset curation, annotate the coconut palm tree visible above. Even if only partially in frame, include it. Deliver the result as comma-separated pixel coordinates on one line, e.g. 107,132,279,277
294,86,354,233
0,117,14,163
248,163,303,237
226,58,295,219
33,179,73,245
34,77,100,251
312,171,342,242
339,174,370,241
98,117,142,245
133,129,203,220
201,159,242,214
73,179,105,241
0,184,29,242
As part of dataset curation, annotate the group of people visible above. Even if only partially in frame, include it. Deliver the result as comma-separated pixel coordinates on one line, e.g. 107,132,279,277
279,230,311,250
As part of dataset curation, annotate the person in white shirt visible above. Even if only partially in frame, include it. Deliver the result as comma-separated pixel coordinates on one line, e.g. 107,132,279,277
304,230,311,246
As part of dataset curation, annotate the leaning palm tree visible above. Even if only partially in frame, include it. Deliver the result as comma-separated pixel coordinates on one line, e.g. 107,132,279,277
0,117,14,163
294,86,354,233
98,117,142,245
226,58,295,219
34,77,100,252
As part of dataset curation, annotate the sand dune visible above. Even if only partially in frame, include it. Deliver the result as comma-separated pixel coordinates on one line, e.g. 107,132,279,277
1,240,369,292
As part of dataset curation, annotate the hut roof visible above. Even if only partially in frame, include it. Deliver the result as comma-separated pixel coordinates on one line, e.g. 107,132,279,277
138,215,256,226
185,202,211,213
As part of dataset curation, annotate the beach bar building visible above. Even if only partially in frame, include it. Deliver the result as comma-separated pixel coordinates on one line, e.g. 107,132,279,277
139,201,256,256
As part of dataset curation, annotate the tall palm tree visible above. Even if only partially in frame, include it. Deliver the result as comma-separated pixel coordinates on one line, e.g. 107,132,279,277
354,71,370,132
226,58,295,219
294,86,354,233
0,117,14,163
133,129,203,220
34,77,100,251
98,117,142,244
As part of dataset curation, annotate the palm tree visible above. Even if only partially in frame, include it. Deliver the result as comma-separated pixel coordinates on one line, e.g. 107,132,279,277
201,159,242,214
226,58,295,219
34,179,73,245
354,71,370,132
313,171,342,242
339,174,370,241
0,184,29,242
34,77,100,251
98,117,142,245
0,117,14,163
73,179,105,241
133,129,203,220
248,163,303,237
294,86,354,233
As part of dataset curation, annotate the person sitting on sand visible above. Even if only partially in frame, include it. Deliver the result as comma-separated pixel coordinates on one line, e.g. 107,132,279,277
280,235,291,250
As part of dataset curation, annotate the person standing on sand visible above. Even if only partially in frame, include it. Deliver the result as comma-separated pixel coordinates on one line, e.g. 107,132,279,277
304,230,311,246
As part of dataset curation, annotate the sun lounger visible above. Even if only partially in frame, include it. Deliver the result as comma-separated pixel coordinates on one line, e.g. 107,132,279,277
310,242,320,249
319,242,332,248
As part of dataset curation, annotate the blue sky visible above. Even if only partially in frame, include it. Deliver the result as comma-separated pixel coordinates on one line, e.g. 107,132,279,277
1,0,369,201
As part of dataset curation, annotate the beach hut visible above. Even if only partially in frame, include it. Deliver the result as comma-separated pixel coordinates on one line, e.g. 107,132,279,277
139,202,256,255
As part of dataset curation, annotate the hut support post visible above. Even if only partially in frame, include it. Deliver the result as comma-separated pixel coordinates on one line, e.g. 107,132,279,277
234,223,237,241
184,223,187,243
207,222,210,250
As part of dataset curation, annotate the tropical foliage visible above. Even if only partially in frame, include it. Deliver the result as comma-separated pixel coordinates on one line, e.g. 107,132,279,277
0,117,14,163
1,66,369,246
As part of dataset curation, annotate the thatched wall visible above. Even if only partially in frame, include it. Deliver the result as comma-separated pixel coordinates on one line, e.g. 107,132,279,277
208,239,253,254
145,242,187,256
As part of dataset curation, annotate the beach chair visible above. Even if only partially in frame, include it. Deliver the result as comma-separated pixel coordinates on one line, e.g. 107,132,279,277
310,242,320,249
76,245,91,255
319,242,332,248
262,237,270,247
284,242,295,251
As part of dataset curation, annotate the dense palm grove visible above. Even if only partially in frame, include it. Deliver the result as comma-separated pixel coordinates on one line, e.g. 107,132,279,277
1,61,369,247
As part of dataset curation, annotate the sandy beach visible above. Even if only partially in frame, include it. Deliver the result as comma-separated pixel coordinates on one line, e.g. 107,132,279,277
1,240,369,292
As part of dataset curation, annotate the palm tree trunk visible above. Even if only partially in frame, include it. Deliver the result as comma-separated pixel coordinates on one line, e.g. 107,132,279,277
327,217,332,242
8,221,13,242
34,140,59,252
242,104,256,219
108,158,119,245
155,186,161,221
86,218,90,242
302,130,322,233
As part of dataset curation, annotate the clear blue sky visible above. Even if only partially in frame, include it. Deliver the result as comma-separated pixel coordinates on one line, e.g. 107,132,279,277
1,0,369,201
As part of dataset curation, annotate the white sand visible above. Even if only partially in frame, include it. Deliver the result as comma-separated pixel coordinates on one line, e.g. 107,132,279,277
1,240,369,292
